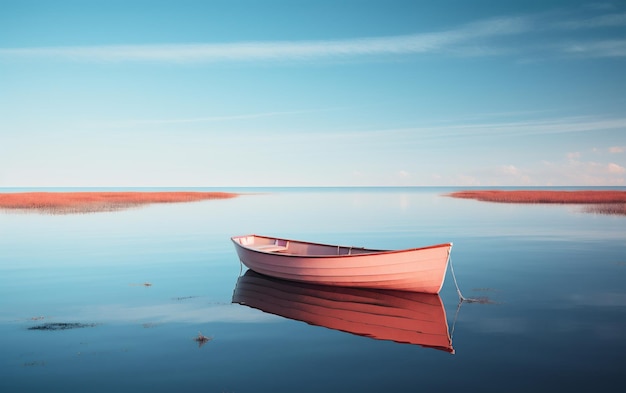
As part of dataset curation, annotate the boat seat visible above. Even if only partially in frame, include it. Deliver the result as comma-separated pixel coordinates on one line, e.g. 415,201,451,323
254,244,288,252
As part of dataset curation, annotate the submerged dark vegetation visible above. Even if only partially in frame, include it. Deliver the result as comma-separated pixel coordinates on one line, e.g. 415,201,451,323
28,322,98,331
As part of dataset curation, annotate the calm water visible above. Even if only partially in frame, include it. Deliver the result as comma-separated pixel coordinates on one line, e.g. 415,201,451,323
1,187,625,392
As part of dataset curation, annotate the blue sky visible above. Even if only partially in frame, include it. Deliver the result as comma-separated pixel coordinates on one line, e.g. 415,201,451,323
1,0,625,187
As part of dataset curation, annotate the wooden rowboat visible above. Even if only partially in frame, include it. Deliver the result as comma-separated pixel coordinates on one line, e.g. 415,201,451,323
231,234,453,294
233,270,454,353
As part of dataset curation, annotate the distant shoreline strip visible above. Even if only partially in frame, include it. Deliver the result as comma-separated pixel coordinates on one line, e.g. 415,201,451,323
0,191,238,215
446,190,626,215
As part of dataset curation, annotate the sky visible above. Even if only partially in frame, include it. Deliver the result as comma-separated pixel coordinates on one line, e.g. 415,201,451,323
1,0,625,187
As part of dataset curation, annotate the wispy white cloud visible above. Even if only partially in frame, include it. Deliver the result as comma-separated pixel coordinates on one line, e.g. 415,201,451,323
562,39,626,58
555,12,626,29
398,170,411,178
103,109,323,127
609,146,625,153
517,8,626,59
567,152,582,160
539,157,626,185
608,162,626,174
453,157,626,187
450,164,532,186
244,115,626,149
584,3,619,12
455,174,481,186
0,16,530,63
370,116,626,141
500,165,520,175
441,161,626,186
1,9,625,63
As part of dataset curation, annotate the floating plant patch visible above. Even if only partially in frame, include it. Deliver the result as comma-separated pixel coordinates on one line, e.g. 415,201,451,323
28,322,98,331
172,295,199,301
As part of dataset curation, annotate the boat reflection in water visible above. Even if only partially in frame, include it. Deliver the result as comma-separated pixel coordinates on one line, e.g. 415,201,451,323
232,270,454,353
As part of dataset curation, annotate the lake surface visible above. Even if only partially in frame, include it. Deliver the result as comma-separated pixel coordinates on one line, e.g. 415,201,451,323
1,187,625,392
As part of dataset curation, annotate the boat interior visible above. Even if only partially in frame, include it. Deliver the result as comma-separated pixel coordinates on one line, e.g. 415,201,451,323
233,235,379,256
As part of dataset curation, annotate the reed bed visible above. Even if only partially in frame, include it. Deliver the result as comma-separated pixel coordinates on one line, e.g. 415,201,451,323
447,190,626,216
0,191,238,215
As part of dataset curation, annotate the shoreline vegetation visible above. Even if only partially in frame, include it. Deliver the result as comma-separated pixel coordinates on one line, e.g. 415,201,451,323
0,191,238,214
2,189,625,216
447,190,626,216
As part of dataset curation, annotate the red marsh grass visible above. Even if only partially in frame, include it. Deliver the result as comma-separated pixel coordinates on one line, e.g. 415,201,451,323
446,190,626,216
0,191,238,215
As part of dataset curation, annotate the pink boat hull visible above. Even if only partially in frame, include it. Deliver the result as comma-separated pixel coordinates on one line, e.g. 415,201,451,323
231,235,452,294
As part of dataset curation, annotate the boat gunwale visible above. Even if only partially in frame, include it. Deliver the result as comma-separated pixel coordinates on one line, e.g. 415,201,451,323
231,234,453,259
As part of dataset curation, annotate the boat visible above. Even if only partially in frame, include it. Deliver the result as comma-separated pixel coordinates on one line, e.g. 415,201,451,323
232,270,454,353
231,234,453,294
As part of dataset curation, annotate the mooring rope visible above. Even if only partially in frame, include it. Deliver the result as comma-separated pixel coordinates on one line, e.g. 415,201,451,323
449,256,481,303
447,256,479,343
449,256,466,302
449,300,463,341
447,255,492,344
